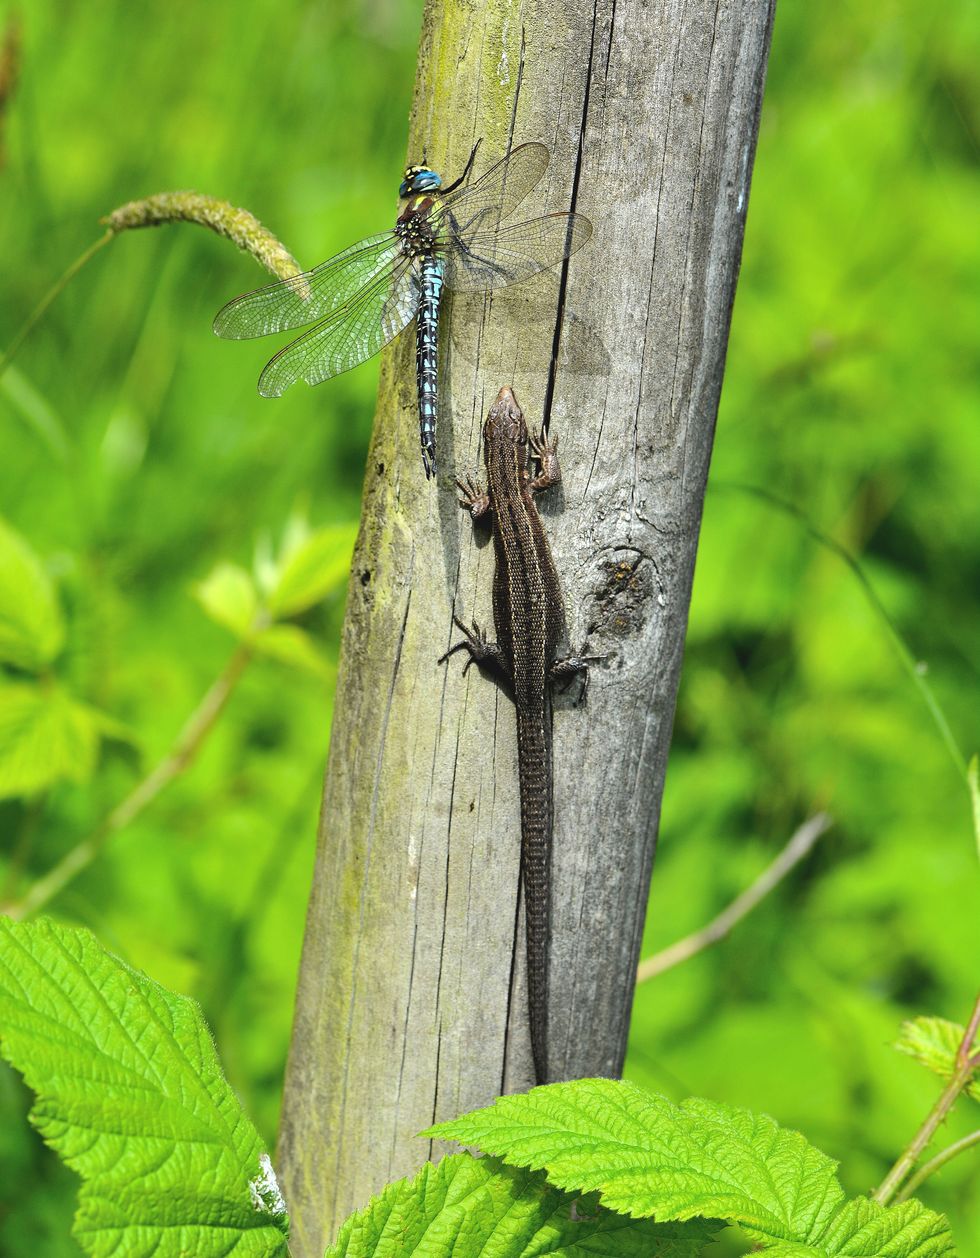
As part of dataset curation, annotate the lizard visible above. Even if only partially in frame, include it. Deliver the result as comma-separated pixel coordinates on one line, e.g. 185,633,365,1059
440,384,586,1084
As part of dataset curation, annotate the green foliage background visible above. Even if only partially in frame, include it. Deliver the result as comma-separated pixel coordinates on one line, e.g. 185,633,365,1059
0,0,976,1252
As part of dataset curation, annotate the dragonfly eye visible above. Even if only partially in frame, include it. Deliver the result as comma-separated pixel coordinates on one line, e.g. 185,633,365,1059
400,167,442,197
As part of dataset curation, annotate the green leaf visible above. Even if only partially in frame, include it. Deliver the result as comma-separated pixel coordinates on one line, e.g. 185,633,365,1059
266,523,356,617
0,682,102,798
0,918,289,1258
326,1151,715,1258
763,1197,956,1257
0,516,65,670
894,1017,980,1102
427,1080,956,1255
194,562,259,638
252,623,335,679
427,1079,844,1243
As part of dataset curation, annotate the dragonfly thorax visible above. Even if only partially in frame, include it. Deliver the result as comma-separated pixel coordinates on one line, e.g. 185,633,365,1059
395,197,443,257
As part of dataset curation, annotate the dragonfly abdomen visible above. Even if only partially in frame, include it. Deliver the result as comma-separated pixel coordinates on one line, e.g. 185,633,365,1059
416,255,445,479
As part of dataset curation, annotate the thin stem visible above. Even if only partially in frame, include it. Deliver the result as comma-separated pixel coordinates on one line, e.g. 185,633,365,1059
894,1130,980,1203
8,643,253,920
636,813,831,983
960,994,980,1069
719,483,969,785
0,230,114,382
874,990,980,1205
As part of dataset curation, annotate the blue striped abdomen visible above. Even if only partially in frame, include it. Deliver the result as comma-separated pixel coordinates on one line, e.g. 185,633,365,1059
416,256,444,479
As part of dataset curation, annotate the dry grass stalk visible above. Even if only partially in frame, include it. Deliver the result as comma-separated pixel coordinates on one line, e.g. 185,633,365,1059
103,192,307,289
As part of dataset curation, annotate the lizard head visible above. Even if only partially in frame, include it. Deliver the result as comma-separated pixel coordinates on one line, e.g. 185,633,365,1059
485,385,528,449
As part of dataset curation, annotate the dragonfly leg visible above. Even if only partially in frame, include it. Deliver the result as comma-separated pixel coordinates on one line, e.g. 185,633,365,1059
440,138,483,195
452,205,495,236
444,207,512,285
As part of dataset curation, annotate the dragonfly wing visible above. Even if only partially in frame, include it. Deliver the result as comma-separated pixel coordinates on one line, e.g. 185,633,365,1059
214,232,404,339
449,291,611,377
256,259,420,397
444,212,593,292
441,143,550,230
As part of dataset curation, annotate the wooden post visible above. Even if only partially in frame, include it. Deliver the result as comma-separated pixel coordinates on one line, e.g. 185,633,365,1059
278,1,775,1253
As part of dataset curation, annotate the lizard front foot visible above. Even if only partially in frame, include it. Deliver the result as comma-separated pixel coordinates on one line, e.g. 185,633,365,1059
454,476,491,519
528,425,561,492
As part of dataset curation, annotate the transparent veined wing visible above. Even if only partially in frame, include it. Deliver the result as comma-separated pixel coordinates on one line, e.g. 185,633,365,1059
444,212,593,292
441,143,551,233
449,292,611,378
256,258,420,397
214,232,404,340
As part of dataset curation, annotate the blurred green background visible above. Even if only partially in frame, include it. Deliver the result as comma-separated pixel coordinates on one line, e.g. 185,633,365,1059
0,0,977,1252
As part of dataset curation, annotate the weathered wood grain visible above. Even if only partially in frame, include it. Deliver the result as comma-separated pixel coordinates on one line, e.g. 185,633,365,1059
278,1,775,1253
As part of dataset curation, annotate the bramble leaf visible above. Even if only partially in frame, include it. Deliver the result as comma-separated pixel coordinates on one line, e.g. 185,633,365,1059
427,1079,956,1256
760,1195,957,1256
0,918,289,1258
194,561,259,638
427,1078,844,1241
326,1150,715,1258
0,682,102,798
252,623,334,679
265,523,356,617
894,1017,980,1103
0,516,65,670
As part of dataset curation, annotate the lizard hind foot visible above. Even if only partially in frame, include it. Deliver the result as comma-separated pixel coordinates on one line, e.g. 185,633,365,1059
438,616,486,673
439,615,510,681
458,619,494,675
551,650,593,703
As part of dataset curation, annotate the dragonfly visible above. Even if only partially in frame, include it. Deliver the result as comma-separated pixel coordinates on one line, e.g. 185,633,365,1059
213,142,592,479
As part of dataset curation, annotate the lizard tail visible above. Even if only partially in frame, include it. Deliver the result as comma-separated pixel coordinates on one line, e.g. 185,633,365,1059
516,707,553,1084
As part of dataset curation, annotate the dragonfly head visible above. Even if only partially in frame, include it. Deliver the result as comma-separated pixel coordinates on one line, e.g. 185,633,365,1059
400,164,442,197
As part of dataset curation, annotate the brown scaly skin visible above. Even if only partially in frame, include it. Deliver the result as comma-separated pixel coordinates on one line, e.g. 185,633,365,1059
440,385,586,1083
